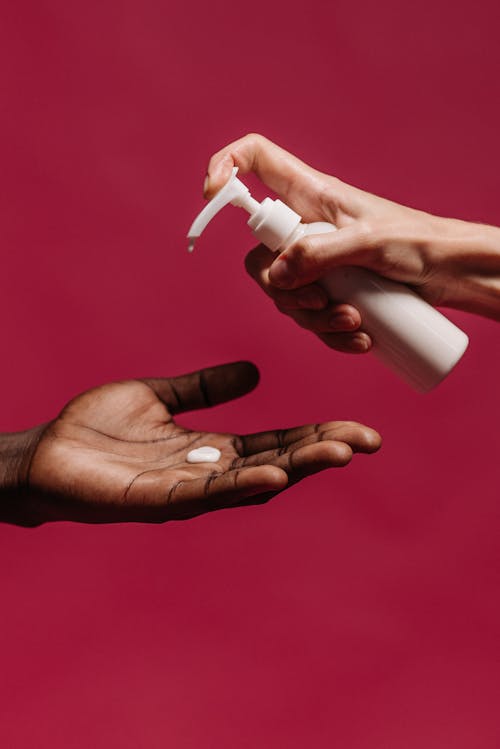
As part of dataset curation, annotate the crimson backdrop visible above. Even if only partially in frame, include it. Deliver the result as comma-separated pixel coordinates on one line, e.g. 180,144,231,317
1,1,499,747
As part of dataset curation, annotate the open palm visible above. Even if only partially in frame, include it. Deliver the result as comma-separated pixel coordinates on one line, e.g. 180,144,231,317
19,362,380,524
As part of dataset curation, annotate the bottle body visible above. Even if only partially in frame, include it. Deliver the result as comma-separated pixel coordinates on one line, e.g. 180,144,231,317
282,222,468,392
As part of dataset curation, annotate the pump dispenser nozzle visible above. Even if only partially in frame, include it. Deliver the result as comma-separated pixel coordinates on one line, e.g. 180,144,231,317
187,167,304,253
187,168,260,252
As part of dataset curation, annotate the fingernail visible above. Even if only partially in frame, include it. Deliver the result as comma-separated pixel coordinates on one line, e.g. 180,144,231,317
350,334,370,353
297,289,326,309
269,258,294,288
329,313,356,331
213,155,231,179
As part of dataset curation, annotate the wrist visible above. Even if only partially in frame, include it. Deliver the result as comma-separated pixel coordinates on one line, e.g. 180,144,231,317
0,425,47,525
429,218,500,319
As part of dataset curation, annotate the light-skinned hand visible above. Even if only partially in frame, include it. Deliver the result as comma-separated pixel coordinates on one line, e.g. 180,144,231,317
205,134,500,353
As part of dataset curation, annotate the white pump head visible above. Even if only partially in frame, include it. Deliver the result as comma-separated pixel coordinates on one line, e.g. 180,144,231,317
187,168,259,252
187,167,303,253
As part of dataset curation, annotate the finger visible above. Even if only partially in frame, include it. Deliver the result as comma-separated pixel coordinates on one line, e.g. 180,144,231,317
121,465,288,521
270,440,354,474
317,331,372,354
239,420,380,457
229,438,365,510
205,133,323,199
164,466,289,520
245,244,329,310
144,361,259,415
283,304,363,333
204,133,346,222
237,439,353,473
268,223,381,289
246,245,361,321
320,423,381,453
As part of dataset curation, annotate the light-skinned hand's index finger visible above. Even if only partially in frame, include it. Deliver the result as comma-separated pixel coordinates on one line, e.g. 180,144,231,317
205,133,328,216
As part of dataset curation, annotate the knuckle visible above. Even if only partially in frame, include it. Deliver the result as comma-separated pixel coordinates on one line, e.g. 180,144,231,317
245,131,264,143
371,238,402,273
244,130,262,141
375,244,393,268
238,133,267,156
350,222,392,269
319,178,342,216
356,220,378,247
288,237,317,274
361,220,392,251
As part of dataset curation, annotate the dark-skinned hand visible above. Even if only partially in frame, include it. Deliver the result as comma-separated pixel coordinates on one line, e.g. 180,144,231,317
0,362,381,526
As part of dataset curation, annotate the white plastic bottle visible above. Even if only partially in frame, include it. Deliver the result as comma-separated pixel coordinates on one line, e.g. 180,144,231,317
187,168,469,392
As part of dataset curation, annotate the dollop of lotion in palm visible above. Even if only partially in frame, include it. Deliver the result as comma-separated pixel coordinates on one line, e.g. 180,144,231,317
186,446,221,464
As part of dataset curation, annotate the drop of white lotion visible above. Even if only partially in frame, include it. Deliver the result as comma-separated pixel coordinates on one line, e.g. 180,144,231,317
186,445,222,464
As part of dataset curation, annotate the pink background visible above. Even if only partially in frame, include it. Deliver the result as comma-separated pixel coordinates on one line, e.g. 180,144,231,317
1,1,499,746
